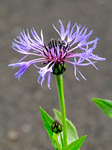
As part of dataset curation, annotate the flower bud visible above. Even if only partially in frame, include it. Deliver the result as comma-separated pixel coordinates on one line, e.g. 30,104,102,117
51,120,62,134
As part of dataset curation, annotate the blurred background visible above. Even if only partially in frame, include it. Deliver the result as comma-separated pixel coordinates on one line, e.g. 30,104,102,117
0,0,112,150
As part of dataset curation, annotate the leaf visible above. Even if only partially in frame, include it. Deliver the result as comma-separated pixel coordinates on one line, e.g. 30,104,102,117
53,109,79,145
40,107,61,149
40,107,53,138
63,135,87,150
92,98,112,119
52,132,62,149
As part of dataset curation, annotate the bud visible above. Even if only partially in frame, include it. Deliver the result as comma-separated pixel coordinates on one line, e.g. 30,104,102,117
51,120,62,134
52,61,66,75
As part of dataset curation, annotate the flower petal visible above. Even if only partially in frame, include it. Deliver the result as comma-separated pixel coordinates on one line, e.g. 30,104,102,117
36,62,54,89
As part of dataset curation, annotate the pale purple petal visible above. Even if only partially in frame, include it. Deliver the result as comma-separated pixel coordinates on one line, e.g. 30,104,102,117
37,62,54,89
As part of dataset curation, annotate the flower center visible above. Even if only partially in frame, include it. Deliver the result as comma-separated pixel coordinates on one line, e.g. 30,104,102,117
48,39,67,50
43,39,68,75
44,39,68,60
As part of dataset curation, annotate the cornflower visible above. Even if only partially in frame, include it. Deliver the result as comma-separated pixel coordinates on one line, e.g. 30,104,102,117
8,20,105,89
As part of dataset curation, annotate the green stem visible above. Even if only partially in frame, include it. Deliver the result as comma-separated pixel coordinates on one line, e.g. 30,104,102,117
55,75,68,148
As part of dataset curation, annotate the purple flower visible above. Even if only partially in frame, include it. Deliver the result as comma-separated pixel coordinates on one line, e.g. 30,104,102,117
9,20,105,89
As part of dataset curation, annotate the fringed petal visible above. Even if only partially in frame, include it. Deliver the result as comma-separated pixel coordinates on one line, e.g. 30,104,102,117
37,62,54,89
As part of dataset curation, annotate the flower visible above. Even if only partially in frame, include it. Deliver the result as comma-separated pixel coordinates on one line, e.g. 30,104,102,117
8,20,105,89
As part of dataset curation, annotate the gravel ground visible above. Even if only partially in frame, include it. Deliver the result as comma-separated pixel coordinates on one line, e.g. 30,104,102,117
0,0,112,150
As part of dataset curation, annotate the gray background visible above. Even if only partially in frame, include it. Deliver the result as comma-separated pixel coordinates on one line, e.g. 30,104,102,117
0,0,112,150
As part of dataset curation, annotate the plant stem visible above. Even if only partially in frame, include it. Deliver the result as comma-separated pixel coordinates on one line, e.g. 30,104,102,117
55,75,68,148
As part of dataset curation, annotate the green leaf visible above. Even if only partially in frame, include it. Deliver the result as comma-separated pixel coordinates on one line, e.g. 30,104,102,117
40,107,53,138
92,98,112,119
40,107,61,149
53,109,79,145
52,132,62,149
63,135,87,150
